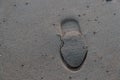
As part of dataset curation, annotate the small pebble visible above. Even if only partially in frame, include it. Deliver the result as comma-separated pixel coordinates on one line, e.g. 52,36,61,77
113,13,116,16
41,77,44,79
21,64,24,67
86,5,90,8
106,0,112,2
13,4,16,7
106,70,109,73
78,14,81,17
69,76,72,79
53,24,55,26
93,31,96,35
25,2,29,5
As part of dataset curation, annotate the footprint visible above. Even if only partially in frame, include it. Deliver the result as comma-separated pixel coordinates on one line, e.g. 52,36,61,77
59,18,88,71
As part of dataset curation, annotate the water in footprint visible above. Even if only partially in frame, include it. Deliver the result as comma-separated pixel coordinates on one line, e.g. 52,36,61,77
60,18,88,71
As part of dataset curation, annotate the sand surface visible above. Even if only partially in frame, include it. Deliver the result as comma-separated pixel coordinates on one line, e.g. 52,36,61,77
0,0,120,80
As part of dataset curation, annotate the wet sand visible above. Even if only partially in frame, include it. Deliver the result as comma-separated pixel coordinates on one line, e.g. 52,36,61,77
0,0,120,80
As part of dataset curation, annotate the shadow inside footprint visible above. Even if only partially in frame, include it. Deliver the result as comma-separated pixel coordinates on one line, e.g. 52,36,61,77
60,18,88,71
